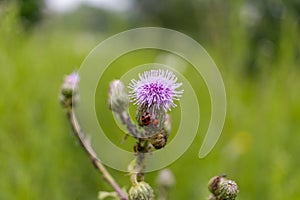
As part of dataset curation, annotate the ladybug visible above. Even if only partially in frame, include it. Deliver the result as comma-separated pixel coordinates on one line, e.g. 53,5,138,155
141,112,152,126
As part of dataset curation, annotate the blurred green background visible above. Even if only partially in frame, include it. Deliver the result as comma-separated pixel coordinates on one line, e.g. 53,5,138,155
1,0,300,199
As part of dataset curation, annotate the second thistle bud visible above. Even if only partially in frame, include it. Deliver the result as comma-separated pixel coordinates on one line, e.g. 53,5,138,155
208,175,239,200
60,72,79,107
149,130,168,149
129,181,154,200
108,80,129,112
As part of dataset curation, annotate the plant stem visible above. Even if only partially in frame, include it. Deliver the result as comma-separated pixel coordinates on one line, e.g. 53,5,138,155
66,107,128,200
118,110,145,138
129,138,148,185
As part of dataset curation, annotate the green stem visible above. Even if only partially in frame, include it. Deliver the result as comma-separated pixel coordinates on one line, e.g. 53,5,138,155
130,139,149,185
66,107,128,200
118,110,145,138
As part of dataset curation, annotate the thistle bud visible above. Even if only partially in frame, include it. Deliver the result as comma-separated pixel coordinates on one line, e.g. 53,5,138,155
149,130,168,149
208,175,239,200
108,80,129,112
61,72,79,97
60,72,79,107
129,181,154,200
219,179,238,200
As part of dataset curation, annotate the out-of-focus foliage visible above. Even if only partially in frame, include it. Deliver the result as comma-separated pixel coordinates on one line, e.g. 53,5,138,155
15,0,43,28
1,0,300,200
132,0,299,77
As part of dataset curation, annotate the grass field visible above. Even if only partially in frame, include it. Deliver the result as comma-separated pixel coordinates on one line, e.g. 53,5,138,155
1,2,300,200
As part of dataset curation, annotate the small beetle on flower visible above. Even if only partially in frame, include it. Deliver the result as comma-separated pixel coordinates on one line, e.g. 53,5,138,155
141,112,152,126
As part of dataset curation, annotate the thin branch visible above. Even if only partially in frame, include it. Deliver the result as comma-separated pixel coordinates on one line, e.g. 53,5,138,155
118,110,145,138
66,107,128,200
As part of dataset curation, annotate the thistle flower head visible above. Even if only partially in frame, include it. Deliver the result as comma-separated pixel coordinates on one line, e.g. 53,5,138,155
128,69,183,111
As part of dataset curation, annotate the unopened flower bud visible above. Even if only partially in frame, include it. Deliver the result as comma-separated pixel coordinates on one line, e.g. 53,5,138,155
156,169,175,189
61,72,79,98
129,181,154,200
149,130,168,149
208,175,239,200
108,80,129,112
219,179,238,200
60,72,79,107
208,176,222,195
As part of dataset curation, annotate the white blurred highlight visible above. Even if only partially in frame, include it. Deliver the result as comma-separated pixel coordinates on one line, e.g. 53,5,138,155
46,0,133,12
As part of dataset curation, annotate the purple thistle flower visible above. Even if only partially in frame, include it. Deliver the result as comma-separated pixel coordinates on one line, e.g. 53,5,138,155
128,69,183,111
